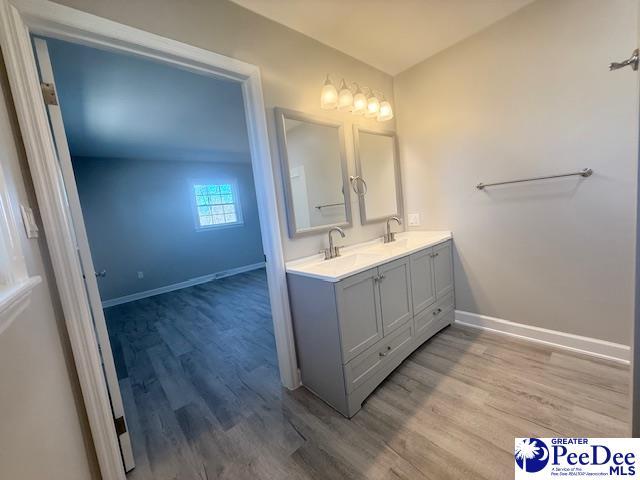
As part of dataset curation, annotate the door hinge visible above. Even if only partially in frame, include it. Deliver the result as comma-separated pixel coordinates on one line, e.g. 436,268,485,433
114,416,127,436
40,82,58,105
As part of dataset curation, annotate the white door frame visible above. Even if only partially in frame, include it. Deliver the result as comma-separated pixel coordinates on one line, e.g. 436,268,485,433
0,1,300,479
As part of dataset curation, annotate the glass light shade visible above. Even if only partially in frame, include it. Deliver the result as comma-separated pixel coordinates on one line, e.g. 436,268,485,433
320,76,338,109
365,95,380,118
337,80,353,111
352,91,367,115
377,100,394,121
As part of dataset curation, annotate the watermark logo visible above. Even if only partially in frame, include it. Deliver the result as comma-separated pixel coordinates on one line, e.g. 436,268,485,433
515,438,640,478
515,438,550,473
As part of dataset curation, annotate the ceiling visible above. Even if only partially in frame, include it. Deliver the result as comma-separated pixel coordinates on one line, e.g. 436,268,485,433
231,0,535,75
46,37,251,163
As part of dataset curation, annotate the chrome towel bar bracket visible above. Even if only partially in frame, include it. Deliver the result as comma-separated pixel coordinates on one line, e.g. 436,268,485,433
476,168,593,190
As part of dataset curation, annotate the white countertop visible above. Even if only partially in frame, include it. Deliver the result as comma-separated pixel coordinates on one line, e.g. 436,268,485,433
286,230,452,282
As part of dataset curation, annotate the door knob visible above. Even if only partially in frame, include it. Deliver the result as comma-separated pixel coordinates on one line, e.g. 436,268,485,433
95,270,107,278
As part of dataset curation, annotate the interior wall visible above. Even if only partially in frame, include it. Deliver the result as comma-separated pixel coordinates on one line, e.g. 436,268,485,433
394,0,638,345
72,156,264,301
0,55,99,479
49,0,397,261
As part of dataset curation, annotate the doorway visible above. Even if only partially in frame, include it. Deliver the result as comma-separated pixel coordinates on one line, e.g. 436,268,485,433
33,35,287,476
0,2,298,478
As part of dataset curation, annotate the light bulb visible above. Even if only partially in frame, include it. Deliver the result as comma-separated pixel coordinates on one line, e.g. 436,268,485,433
320,75,338,110
365,93,380,118
377,100,393,121
352,86,367,115
337,79,353,111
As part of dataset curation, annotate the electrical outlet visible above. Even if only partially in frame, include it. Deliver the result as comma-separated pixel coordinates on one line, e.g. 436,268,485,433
408,213,420,226
137,271,144,279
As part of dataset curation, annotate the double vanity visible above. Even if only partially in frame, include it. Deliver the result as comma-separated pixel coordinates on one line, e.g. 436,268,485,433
274,106,454,417
286,231,454,417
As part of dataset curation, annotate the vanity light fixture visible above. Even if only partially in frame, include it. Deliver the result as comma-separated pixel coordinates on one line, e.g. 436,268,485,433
378,96,394,121
365,88,381,118
320,74,338,110
320,74,392,121
337,79,353,111
352,84,367,115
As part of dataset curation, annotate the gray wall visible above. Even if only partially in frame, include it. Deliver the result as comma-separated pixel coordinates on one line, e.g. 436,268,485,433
72,156,264,301
394,0,638,345
0,54,99,479
51,0,397,261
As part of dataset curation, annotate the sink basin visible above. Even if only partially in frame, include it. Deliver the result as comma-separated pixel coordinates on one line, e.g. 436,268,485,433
366,238,412,255
312,252,385,275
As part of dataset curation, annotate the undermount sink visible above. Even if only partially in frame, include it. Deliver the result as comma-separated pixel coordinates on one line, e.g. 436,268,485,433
312,252,386,275
367,238,411,255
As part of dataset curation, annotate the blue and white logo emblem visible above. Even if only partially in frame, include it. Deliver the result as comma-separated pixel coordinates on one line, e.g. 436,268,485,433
515,438,550,473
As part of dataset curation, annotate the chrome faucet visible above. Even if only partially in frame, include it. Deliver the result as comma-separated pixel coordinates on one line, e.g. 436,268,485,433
324,227,346,260
384,216,402,243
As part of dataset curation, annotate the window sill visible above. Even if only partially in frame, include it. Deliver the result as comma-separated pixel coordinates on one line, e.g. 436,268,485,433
0,276,42,336
195,222,244,232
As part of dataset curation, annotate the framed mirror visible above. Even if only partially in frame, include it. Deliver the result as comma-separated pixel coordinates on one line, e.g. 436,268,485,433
275,108,352,238
353,126,403,224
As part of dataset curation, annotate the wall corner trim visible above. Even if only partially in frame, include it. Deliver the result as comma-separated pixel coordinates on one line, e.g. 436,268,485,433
455,310,631,365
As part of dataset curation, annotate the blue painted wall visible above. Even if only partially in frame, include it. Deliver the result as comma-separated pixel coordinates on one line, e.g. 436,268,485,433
72,156,264,301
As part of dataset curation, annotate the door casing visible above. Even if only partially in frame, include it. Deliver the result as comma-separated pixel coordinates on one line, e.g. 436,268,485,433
0,1,300,479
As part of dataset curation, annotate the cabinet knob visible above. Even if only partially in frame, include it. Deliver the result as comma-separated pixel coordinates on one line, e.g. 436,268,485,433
379,345,392,357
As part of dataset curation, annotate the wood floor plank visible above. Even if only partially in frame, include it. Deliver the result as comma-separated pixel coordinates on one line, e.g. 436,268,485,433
104,269,630,480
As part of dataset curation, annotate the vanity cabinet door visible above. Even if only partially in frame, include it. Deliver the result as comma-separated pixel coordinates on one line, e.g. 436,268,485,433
378,257,413,336
335,268,384,363
410,248,436,315
433,241,454,299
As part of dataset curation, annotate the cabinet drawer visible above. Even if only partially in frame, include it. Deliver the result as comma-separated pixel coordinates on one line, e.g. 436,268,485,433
414,292,455,344
344,323,413,394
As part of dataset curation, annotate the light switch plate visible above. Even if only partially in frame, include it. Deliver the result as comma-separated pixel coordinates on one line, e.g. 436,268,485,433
408,213,420,226
20,205,39,238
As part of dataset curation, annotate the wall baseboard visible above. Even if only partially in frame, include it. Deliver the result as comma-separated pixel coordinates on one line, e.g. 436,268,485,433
102,262,266,308
455,310,630,365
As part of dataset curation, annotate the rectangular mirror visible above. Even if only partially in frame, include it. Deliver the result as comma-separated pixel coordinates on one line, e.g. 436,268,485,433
353,126,403,224
275,108,352,237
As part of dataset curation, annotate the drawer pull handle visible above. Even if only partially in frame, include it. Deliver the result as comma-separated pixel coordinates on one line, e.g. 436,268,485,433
432,307,442,315
379,345,392,357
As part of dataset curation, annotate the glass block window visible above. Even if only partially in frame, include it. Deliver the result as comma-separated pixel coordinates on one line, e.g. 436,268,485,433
193,183,242,229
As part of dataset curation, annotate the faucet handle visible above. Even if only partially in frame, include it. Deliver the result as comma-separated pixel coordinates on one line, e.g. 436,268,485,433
333,246,342,258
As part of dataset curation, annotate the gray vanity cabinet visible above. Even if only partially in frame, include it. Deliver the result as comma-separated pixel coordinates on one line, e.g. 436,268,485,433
433,241,454,298
378,257,413,335
335,268,383,362
410,249,436,314
287,239,454,419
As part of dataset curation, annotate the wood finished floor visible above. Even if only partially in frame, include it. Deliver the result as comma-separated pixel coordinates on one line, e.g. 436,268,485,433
106,269,630,480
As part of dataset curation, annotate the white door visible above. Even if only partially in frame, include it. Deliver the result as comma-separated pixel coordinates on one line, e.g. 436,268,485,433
32,37,135,472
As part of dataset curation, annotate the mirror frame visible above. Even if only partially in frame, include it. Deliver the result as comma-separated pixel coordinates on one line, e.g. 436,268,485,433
353,125,404,225
274,107,352,238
